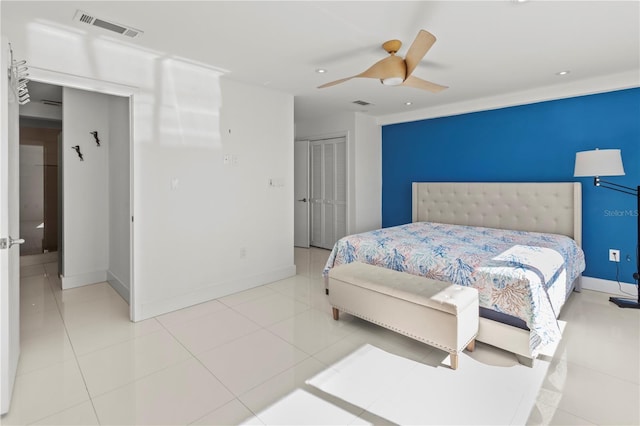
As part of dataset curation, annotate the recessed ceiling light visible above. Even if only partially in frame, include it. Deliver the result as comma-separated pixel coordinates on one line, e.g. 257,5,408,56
556,70,571,76
316,68,327,73
405,101,412,106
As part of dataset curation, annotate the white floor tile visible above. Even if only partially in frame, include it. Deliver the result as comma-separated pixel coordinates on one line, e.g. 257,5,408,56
91,358,234,426
191,399,262,425
527,401,596,426
20,283,58,316
57,290,130,333
30,401,99,426
166,308,261,355
267,308,357,355
19,252,58,267
536,357,640,425
308,344,422,412
54,281,120,306
198,329,309,395
239,357,327,414
0,360,89,425
218,285,276,307
19,264,46,278
19,302,65,339
269,274,333,312
156,299,228,329
77,329,193,397
66,316,164,356
554,293,640,384
17,328,75,376
323,318,435,364
231,292,310,327
251,388,360,425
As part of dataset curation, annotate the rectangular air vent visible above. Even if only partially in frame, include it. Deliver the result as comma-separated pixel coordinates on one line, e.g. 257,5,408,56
41,99,62,107
73,10,143,38
352,100,372,106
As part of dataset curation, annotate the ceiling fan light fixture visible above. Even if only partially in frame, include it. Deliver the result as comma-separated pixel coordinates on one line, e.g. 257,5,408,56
382,77,404,86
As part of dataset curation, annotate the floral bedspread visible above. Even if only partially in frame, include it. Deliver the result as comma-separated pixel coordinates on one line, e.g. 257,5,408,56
323,222,586,355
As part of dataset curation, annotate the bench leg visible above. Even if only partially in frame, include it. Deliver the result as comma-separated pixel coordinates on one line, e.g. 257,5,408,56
466,339,475,352
450,352,458,370
332,307,339,321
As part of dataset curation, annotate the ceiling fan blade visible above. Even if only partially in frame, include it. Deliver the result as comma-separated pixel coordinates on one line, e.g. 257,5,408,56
318,55,405,89
401,75,448,93
404,29,437,78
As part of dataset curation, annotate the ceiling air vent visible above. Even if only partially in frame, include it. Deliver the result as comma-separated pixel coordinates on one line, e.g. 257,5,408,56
352,100,372,106
73,10,143,38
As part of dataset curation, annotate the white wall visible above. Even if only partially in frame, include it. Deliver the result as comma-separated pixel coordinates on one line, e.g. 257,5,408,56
134,78,295,319
354,113,381,233
61,87,110,289
107,96,130,301
3,17,296,320
295,111,381,234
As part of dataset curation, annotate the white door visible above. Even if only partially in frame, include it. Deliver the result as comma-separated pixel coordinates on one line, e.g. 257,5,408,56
294,140,310,248
0,40,22,415
310,137,347,250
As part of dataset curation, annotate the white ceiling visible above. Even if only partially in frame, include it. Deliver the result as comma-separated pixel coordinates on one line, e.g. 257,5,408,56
3,1,639,122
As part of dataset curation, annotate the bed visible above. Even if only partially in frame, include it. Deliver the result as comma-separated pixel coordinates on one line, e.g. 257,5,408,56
323,182,585,366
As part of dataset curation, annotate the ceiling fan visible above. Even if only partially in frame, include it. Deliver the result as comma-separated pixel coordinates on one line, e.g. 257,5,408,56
318,29,448,93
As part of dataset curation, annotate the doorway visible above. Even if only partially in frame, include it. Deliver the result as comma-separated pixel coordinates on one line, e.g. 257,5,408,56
18,80,133,307
294,136,347,250
19,123,61,257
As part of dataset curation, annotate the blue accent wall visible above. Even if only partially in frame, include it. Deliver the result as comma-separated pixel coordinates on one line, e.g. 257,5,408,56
382,88,640,283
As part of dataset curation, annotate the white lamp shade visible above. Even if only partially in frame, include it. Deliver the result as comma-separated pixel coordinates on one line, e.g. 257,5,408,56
574,149,625,177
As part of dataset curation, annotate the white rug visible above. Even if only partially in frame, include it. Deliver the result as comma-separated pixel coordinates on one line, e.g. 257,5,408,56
304,344,552,425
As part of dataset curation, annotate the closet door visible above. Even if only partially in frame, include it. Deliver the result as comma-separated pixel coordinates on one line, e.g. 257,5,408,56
310,137,346,249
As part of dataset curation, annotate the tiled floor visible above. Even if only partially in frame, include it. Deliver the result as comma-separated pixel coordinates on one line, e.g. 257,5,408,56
1,247,639,425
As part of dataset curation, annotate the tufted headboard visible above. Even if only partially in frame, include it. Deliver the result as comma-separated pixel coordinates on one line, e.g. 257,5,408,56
412,182,582,246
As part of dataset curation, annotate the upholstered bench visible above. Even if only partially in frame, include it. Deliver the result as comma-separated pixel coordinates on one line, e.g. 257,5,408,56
328,262,479,370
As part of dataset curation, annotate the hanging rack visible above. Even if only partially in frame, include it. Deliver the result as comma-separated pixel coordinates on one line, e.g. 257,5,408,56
7,42,30,105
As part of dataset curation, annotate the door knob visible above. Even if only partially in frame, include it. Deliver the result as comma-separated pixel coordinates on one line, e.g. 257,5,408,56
297,198,307,202
0,236,25,249
9,237,25,248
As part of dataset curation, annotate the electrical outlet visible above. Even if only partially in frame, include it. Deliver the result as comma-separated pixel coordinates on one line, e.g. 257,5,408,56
609,249,620,262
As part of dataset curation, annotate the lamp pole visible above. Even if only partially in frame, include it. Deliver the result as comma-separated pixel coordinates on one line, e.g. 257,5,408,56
599,179,640,309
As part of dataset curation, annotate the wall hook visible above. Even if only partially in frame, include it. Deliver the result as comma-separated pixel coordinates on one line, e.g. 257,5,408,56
90,131,100,146
71,145,84,161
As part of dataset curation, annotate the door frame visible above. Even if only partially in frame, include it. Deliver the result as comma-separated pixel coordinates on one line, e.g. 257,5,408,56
294,139,310,248
27,66,138,321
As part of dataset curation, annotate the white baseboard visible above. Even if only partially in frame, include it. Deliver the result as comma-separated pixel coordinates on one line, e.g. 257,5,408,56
581,276,638,297
107,271,130,303
61,270,108,289
135,265,297,322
